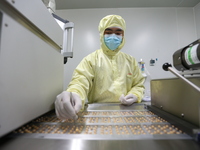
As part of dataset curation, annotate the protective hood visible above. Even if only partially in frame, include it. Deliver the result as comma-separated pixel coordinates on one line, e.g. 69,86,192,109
98,15,126,56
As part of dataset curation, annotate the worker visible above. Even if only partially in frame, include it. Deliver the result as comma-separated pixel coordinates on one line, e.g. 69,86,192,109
55,15,145,120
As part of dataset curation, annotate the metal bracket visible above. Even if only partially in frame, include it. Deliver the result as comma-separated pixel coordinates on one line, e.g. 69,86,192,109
163,63,200,93
62,22,74,64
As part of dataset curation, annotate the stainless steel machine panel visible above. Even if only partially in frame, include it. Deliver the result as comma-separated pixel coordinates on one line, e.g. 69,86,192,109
151,77,200,127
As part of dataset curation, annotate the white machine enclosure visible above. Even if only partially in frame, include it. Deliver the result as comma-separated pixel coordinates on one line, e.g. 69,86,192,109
0,0,64,137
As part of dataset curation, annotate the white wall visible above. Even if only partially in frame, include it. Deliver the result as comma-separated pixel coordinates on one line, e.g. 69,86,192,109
194,2,200,37
56,7,197,95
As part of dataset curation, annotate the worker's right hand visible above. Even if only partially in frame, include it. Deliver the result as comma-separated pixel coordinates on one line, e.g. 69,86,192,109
55,91,82,120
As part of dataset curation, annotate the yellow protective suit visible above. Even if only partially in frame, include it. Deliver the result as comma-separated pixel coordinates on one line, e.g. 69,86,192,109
67,15,145,105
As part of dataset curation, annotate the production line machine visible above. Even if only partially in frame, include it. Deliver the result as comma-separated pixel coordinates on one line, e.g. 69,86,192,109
1,0,200,149
2,103,200,150
1,103,200,150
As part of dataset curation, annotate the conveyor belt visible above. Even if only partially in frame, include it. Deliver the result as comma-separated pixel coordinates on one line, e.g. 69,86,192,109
10,110,187,139
1,103,200,150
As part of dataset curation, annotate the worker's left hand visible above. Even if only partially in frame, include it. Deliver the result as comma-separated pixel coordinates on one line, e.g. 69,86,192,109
119,94,138,105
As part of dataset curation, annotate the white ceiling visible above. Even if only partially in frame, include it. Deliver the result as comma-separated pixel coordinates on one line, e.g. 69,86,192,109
55,0,200,10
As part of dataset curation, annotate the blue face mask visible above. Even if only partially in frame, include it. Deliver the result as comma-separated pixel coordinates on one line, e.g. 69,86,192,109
104,34,122,50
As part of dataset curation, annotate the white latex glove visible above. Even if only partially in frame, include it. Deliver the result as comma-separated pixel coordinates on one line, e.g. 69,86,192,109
55,91,82,120
119,94,138,106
